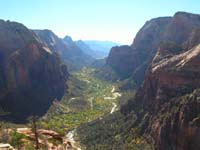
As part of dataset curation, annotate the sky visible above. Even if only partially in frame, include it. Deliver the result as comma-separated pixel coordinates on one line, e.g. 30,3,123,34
0,0,199,44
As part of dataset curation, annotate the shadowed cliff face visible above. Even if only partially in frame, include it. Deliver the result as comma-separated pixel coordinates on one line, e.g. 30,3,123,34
0,20,68,122
121,12,200,150
107,46,141,78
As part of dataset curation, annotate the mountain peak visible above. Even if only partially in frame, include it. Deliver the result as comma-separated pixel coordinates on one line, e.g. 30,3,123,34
76,40,85,45
63,35,73,45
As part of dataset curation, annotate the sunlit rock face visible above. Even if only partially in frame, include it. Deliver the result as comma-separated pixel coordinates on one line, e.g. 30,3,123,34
138,42,200,150
121,12,200,150
107,11,200,86
0,20,68,122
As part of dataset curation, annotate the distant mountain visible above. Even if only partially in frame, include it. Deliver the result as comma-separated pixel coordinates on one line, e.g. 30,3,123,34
62,35,94,63
84,40,120,58
0,20,68,121
75,40,103,59
62,35,74,45
34,30,94,71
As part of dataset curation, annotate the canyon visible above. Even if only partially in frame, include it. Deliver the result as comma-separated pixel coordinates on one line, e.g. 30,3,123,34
0,11,199,150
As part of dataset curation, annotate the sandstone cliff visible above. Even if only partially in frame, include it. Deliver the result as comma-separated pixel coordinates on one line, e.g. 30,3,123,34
121,12,200,150
107,11,200,86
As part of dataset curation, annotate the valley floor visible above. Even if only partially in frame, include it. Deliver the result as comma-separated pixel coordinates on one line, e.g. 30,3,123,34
39,67,123,149
0,67,137,150
0,67,150,150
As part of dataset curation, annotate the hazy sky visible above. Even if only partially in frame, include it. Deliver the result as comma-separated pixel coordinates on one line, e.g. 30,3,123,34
0,0,199,44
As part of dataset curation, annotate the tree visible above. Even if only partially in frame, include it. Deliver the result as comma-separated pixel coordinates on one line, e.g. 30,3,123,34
0,122,10,143
28,116,39,150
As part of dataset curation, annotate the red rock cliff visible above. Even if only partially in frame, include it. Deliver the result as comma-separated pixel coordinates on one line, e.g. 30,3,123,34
121,12,200,150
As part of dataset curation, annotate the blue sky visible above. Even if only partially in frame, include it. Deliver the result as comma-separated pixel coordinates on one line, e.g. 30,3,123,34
0,0,199,44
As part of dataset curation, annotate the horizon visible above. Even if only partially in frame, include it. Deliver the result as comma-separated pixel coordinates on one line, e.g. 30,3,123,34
0,0,200,44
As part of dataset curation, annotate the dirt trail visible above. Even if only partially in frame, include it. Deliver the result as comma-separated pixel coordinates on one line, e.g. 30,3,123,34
104,86,122,113
110,103,117,114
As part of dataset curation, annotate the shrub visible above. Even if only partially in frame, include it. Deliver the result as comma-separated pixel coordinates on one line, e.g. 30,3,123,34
10,131,25,149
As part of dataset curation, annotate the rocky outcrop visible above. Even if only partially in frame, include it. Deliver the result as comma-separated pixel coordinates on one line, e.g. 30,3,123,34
121,12,200,150
15,128,81,150
0,143,15,150
17,128,63,141
138,43,200,109
0,20,68,122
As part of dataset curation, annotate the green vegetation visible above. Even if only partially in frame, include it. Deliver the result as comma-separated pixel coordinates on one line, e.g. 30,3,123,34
77,111,153,150
0,67,140,149
93,65,120,82
40,67,123,134
0,122,35,149
37,67,141,149
10,131,26,149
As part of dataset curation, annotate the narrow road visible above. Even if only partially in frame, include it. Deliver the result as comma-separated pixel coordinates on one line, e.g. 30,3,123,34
104,86,122,113
88,97,94,109
110,103,117,114
111,86,115,93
